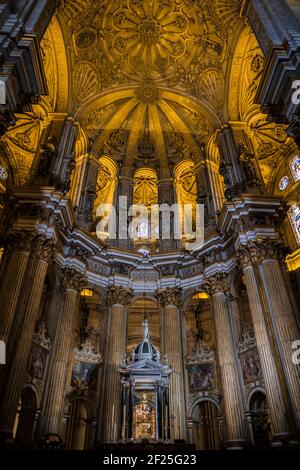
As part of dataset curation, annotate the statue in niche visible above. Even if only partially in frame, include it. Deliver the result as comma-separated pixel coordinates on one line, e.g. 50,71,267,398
239,144,261,188
38,135,57,178
62,153,76,194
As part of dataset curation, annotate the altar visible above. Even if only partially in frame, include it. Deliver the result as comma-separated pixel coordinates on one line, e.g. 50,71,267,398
119,319,172,442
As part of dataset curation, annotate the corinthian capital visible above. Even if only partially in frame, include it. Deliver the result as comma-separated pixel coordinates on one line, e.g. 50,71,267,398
204,272,229,296
237,239,285,269
33,235,55,263
155,288,182,307
5,230,36,253
107,286,133,307
60,267,85,292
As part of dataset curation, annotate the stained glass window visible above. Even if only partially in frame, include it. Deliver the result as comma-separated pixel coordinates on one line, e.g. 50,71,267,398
0,165,8,181
289,203,300,244
279,176,289,191
290,155,300,182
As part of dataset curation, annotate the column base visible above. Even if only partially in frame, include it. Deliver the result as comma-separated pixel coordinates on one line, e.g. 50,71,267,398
271,433,290,447
227,439,248,450
37,433,64,450
0,431,15,447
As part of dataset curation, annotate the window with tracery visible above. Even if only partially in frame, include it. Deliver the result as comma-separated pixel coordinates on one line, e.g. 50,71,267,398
290,155,300,182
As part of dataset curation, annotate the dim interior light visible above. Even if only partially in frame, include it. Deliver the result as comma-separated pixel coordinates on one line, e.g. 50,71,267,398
81,289,93,297
286,249,300,272
192,292,209,300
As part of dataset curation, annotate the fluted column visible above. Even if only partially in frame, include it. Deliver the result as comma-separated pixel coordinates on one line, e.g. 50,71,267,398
156,288,186,441
101,286,133,443
205,273,247,448
0,236,54,437
0,232,34,346
41,267,84,437
241,240,300,434
238,245,290,441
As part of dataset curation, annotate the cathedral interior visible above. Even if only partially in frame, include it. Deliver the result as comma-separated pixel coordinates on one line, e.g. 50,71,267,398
1,0,300,452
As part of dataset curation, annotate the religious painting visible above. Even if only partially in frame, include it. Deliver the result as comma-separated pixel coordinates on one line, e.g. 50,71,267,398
240,347,261,383
29,344,48,381
71,361,98,390
187,363,215,393
134,393,155,440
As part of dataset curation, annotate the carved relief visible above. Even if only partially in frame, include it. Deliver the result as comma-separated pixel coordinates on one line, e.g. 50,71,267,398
74,62,100,103
27,321,51,392
133,169,158,207
72,329,102,390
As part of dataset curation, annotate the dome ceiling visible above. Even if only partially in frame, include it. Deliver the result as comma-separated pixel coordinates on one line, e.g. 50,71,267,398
59,0,243,172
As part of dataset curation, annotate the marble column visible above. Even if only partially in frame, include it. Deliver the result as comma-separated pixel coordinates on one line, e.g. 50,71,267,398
156,288,186,441
0,235,54,437
101,286,133,443
255,241,300,433
205,273,247,448
238,245,291,441
41,267,84,437
0,232,34,347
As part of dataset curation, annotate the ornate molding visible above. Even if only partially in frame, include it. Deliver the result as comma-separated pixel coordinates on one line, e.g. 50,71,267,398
155,287,181,307
107,285,134,306
238,327,256,354
32,321,51,350
186,340,215,364
60,267,86,292
73,338,102,365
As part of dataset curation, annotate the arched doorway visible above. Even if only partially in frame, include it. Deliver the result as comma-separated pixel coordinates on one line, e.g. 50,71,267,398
189,400,221,450
248,391,271,447
65,398,95,450
14,387,38,446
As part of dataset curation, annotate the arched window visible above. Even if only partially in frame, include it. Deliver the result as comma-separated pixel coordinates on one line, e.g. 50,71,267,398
132,168,158,241
290,155,300,182
288,203,300,244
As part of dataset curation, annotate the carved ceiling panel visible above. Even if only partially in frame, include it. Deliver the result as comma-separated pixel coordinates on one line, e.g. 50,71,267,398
60,0,242,111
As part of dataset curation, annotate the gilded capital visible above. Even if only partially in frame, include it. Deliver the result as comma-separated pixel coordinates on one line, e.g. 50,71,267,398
107,286,134,307
60,267,85,292
204,272,229,296
155,287,182,307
